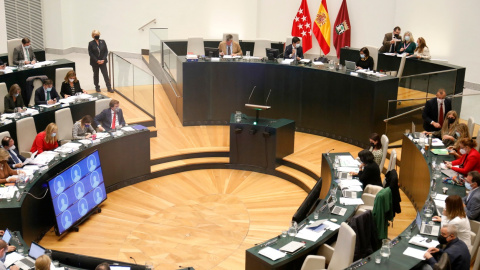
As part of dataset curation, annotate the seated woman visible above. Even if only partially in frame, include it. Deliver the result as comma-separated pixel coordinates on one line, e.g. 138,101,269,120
30,123,58,154
35,254,51,270
432,195,472,252
448,123,470,159
369,133,383,167
356,47,374,70
426,110,463,147
352,149,382,189
445,138,480,175
397,31,416,56
0,148,19,184
73,115,96,140
60,70,87,98
413,37,431,60
4,84,26,113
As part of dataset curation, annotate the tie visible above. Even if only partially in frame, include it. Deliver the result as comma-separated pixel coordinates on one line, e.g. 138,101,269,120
439,102,444,125
25,48,30,61
46,91,50,101
227,45,231,55
112,112,116,129
9,150,20,164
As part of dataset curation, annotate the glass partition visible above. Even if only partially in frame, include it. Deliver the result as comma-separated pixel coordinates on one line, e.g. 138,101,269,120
149,28,168,65
111,53,155,125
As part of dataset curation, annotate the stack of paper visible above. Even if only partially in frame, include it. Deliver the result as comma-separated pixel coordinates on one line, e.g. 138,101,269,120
296,226,326,242
121,126,136,132
0,186,19,199
55,142,82,154
95,132,110,139
338,155,361,167
258,247,286,261
323,220,341,230
38,102,60,108
22,165,40,175
31,151,57,165
340,198,364,205
409,235,439,248
313,61,324,66
403,247,427,260
343,185,363,192
338,180,363,190
431,138,444,147
4,252,25,267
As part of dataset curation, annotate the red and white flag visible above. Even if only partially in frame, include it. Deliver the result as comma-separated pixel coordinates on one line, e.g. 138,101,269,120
333,0,351,58
291,0,313,53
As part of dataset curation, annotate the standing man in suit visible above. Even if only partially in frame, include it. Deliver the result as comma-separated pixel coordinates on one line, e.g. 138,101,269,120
12,37,36,65
34,79,60,105
463,171,480,221
379,27,402,53
284,37,303,60
88,30,113,93
218,34,242,56
94,99,126,132
1,136,26,169
422,88,452,132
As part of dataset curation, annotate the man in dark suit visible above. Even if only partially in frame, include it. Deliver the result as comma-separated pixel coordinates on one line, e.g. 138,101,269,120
379,26,402,53
463,171,480,221
422,88,452,132
12,37,36,65
1,136,26,169
88,30,112,93
94,99,126,132
34,79,60,105
284,36,304,60
423,225,470,270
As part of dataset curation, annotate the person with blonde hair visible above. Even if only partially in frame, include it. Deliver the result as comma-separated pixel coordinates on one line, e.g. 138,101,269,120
4,83,25,113
425,110,462,147
448,123,471,159
88,30,112,93
35,254,51,270
30,123,58,154
0,148,19,184
397,31,416,55
414,37,431,59
60,70,87,98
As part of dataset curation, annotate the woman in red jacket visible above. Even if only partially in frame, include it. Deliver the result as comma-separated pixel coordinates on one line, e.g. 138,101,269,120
446,138,480,175
30,123,58,154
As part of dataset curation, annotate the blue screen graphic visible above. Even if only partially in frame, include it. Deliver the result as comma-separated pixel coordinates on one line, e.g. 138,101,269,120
48,151,107,235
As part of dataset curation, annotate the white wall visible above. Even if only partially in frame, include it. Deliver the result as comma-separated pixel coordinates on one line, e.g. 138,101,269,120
0,0,7,54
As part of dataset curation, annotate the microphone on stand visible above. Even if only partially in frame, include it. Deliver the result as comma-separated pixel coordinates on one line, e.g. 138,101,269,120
129,257,137,265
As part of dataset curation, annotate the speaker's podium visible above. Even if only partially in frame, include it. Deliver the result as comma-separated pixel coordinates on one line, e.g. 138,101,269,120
229,113,295,172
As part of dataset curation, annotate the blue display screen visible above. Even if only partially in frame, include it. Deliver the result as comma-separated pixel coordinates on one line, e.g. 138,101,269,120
48,151,107,235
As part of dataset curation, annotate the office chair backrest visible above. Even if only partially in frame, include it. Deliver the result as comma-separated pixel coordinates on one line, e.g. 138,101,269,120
387,149,397,172
328,222,356,270
95,98,111,116
222,33,239,43
186,37,205,56
365,45,379,70
467,117,475,138
7,38,22,66
470,220,480,258
29,78,44,107
380,134,389,173
55,108,73,142
253,39,271,57
0,83,8,113
55,68,73,93
16,117,37,156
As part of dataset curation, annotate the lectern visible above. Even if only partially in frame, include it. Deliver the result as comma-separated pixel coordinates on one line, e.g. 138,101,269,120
229,114,295,172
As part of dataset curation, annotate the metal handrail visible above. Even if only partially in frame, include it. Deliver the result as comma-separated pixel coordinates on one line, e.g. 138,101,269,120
400,69,456,79
387,92,480,103
138,19,156,31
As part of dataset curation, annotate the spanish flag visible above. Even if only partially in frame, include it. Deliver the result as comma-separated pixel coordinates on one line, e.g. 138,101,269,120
313,0,331,55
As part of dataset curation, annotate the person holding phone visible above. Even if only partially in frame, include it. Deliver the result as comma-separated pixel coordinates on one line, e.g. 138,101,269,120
34,79,59,105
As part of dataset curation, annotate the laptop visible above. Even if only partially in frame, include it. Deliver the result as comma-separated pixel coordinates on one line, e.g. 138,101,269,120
2,228,12,244
328,201,347,216
412,122,421,139
342,190,357,199
345,60,356,71
416,212,440,236
14,242,46,270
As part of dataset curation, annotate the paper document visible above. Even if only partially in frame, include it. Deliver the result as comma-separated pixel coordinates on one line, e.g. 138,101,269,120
339,180,363,187
0,186,19,199
279,241,306,253
121,126,136,132
431,149,449,155
5,252,25,267
300,59,311,63
384,53,396,56
39,102,60,108
431,138,444,147
313,61,324,66
258,247,286,261
338,155,360,167
340,198,364,205
396,53,406,58
344,185,363,192
434,194,448,201
95,132,110,139
434,199,446,209
323,220,341,231
337,167,360,173
403,247,427,260
296,226,326,242
409,235,439,249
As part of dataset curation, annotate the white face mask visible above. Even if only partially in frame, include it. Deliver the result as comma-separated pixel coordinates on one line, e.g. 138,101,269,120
69,78,75,82
10,145,16,150
295,44,300,48
460,149,467,155
51,132,57,137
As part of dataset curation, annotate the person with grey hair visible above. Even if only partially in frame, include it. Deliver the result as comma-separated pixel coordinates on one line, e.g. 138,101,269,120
218,34,242,56
423,224,470,270
95,262,110,270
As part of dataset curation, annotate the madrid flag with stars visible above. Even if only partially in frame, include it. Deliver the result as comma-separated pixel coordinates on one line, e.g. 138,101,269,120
291,0,312,53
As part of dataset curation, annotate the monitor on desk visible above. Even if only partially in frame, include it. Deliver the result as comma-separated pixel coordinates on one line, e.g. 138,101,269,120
2,228,11,244
266,48,280,60
292,177,323,223
48,150,107,235
204,47,219,57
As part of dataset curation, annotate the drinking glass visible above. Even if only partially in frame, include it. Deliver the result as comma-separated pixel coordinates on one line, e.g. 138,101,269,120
375,254,382,264
17,178,27,190
246,51,250,57
431,190,437,200
380,246,391,259
314,211,319,220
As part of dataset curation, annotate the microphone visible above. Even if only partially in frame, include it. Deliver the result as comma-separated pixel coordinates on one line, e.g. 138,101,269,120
247,86,256,104
326,148,335,156
129,257,137,265
265,89,272,105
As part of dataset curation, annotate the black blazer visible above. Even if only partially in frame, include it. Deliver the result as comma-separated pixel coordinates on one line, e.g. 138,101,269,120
358,162,382,189
88,39,109,66
60,81,83,97
94,108,126,131
284,44,304,59
6,148,26,169
34,86,60,105
4,94,25,113
422,97,452,132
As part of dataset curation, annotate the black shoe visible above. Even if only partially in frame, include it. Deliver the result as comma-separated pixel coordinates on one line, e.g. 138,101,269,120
95,88,101,92
107,88,114,93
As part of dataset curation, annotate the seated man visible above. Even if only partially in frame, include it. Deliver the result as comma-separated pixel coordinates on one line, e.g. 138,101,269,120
463,171,480,221
12,37,36,65
284,37,304,60
34,79,60,105
423,224,470,270
1,136,26,169
422,88,452,132
0,239,19,270
94,99,126,132
0,230,17,253
218,34,242,56
95,262,111,270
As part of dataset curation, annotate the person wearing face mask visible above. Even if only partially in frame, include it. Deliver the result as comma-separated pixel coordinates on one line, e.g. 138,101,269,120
1,136,26,169
351,149,382,189
72,115,96,140
60,70,87,98
356,47,374,70
88,30,112,93
422,88,452,132
379,26,402,53
463,171,480,221
425,110,462,147
34,79,60,105
12,37,36,65
445,138,480,175
3,84,25,113
447,123,471,159
431,195,472,252
0,148,20,184
284,37,304,60
414,37,431,60
94,99,126,132
0,239,20,270
30,123,58,154
397,31,416,56
368,133,383,167
423,224,470,270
